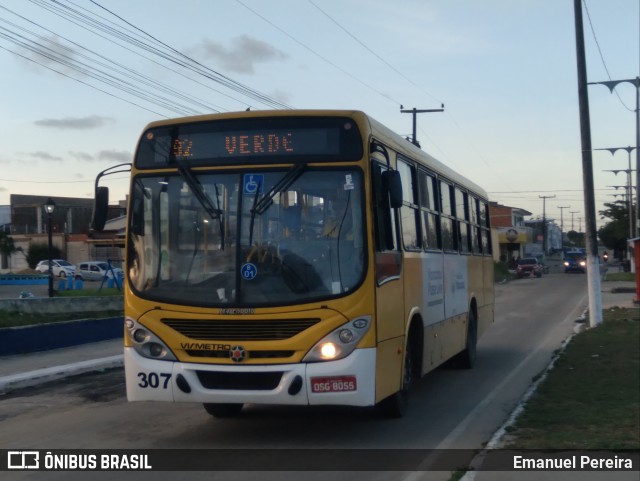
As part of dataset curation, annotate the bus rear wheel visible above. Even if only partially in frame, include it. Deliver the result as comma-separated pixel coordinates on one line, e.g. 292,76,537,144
203,403,243,418
453,309,477,369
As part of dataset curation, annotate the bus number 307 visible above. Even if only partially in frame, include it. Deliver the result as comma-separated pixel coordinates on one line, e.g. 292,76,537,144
137,372,172,389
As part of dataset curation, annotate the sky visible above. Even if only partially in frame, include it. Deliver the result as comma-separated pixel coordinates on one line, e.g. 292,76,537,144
0,0,639,232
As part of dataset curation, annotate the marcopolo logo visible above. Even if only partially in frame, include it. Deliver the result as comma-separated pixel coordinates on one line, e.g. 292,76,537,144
8,451,40,469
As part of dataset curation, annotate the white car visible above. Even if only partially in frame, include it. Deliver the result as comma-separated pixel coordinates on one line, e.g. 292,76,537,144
77,261,124,281
35,259,77,278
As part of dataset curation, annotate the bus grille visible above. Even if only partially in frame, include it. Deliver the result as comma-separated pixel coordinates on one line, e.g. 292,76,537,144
186,350,295,359
161,318,319,341
196,371,283,390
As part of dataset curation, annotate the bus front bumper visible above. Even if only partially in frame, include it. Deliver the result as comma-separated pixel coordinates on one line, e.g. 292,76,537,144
124,347,376,407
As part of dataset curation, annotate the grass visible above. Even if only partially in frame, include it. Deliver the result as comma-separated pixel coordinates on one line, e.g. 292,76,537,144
504,308,640,449
494,261,515,283
57,287,123,297
0,286,123,328
604,271,635,282
0,309,124,328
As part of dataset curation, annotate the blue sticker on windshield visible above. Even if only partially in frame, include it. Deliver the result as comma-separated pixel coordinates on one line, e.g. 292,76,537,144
243,174,264,195
241,263,258,281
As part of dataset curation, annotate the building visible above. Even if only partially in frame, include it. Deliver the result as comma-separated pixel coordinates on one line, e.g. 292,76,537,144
524,218,562,255
1,195,125,273
489,202,533,263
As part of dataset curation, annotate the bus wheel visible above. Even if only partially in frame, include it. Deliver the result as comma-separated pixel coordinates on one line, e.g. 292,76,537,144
454,310,477,369
203,403,243,418
377,341,414,418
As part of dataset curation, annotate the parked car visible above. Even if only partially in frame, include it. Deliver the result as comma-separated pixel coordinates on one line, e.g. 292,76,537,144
564,253,586,273
516,257,543,278
77,261,124,281
35,259,77,278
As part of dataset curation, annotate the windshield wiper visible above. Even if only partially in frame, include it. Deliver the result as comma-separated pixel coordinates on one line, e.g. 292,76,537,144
248,163,307,245
173,156,225,249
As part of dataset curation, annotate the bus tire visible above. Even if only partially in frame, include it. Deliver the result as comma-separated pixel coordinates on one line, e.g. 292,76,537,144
377,340,414,418
203,403,243,418
454,309,477,369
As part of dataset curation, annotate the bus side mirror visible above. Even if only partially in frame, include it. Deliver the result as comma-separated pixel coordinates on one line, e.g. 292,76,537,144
384,170,403,208
91,186,109,232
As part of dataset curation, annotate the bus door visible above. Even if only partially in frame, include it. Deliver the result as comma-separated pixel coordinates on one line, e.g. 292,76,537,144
371,161,405,402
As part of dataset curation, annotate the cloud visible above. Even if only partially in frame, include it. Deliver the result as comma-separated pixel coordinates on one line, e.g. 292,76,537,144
14,35,79,75
69,150,131,163
34,116,114,130
69,151,95,162
97,150,131,163
194,35,288,74
28,151,63,162
270,89,292,104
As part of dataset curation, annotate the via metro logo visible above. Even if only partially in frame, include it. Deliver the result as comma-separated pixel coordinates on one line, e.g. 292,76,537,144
7,451,40,470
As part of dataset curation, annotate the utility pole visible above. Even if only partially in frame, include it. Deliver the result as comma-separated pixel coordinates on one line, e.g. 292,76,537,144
570,211,579,232
596,146,636,238
573,0,602,327
400,105,444,148
539,195,555,254
588,80,640,238
604,175,635,241
558,205,570,247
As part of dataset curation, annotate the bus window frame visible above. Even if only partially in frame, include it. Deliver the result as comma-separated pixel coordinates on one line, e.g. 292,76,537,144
397,157,422,252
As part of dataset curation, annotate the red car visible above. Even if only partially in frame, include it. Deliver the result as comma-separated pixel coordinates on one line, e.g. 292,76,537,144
516,257,543,278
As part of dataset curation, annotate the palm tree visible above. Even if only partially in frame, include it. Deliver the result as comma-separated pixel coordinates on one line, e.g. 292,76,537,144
0,231,17,272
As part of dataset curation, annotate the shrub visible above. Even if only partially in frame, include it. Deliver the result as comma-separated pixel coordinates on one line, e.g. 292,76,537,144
26,243,63,269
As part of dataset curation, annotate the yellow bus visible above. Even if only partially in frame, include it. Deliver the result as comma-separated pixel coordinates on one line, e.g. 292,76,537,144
92,110,494,417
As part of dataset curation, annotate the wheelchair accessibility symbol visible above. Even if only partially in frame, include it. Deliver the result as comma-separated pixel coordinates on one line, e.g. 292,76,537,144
243,174,264,195
241,263,258,280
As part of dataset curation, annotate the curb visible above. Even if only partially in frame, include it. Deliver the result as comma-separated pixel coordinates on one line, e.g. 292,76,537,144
0,355,124,395
0,317,123,356
459,308,589,481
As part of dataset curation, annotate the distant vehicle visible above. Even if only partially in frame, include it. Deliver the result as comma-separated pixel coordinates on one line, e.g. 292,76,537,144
516,257,543,278
563,253,586,273
77,261,123,281
35,259,77,278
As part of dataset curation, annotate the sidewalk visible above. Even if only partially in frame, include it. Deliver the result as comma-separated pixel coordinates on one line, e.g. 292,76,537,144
0,338,123,394
600,280,639,309
0,281,637,396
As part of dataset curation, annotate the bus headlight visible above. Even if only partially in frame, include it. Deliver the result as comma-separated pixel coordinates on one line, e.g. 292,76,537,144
125,317,177,361
303,316,371,362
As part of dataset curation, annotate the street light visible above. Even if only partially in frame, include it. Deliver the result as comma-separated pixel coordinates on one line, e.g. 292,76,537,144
44,197,56,298
589,78,640,237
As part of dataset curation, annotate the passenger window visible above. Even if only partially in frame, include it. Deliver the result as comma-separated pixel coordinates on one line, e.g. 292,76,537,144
398,159,421,251
440,181,452,216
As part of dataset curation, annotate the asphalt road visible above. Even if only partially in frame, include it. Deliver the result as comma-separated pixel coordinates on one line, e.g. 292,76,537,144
0,272,590,481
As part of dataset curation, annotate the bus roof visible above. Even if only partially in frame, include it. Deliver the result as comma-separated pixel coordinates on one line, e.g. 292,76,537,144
140,109,489,200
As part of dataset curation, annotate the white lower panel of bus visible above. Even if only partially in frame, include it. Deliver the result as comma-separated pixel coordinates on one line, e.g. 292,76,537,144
124,347,376,407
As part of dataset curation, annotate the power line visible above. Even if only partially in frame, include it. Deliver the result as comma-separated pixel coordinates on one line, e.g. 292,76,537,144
88,0,291,110
306,0,443,106
235,0,400,107
1,0,293,116
582,0,633,111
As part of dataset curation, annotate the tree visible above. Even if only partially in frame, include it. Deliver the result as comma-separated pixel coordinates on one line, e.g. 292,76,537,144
26,243,63,269
598,201,629,257
0,231,17,271
566,230,585,247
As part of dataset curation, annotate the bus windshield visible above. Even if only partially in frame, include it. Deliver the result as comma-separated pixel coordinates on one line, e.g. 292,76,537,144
127,168,366,307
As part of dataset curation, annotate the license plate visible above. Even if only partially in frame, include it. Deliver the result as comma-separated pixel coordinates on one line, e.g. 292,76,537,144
310,376,357,393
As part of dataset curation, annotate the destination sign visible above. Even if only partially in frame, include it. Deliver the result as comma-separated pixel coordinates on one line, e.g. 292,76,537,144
135,117,363,168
